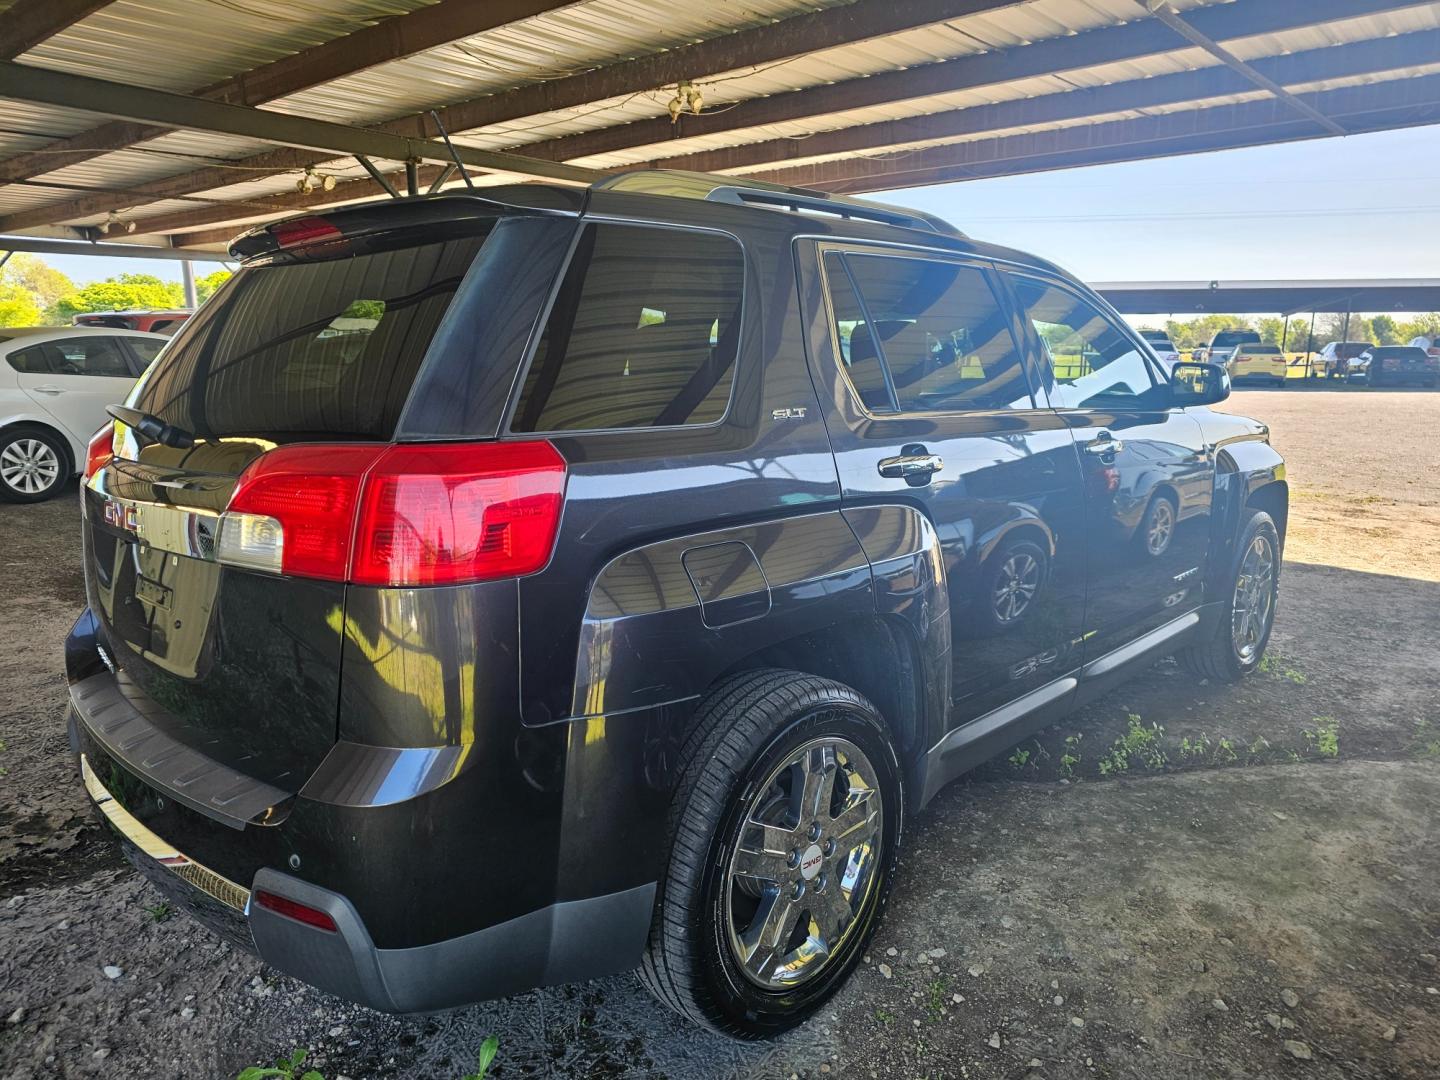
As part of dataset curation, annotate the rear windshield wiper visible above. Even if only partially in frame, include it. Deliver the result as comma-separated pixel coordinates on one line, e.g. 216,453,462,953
106,405,198,449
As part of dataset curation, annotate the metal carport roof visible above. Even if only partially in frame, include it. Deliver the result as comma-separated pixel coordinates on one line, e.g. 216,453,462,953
0,0,1435,255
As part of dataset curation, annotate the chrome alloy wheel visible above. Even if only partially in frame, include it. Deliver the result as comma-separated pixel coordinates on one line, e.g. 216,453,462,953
1231,532,1276,663
0,437,61,495
1146,499,1175,556
724,736,884,990
993,551,1040,623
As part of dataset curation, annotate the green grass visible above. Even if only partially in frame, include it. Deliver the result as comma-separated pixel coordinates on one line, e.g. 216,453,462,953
460,1036,500,1080
143,901,172,923
1098,715,1168,776
236,1049,323,1080
1304,717,1340,759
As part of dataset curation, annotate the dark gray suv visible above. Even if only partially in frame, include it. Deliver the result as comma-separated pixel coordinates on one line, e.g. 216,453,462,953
66,171,1286,1038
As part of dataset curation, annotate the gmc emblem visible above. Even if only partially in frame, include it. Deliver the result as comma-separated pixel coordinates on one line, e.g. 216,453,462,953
103,500,139,533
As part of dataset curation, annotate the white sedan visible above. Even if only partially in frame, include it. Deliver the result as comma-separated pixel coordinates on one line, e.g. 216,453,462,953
0,326,168,502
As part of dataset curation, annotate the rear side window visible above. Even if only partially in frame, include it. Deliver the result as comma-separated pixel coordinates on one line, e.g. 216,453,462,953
511,224,743,432
132,227,492,439
126,338,166,368
823,251,1031,413
8,335,132,376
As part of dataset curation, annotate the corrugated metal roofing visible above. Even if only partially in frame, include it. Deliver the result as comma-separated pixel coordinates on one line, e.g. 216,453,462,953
0,0,1433,250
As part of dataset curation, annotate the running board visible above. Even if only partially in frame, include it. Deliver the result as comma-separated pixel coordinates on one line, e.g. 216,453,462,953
918,610,1202,807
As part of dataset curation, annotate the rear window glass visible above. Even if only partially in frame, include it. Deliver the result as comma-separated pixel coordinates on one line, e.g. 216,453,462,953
511,223,743,432
1212,331,1258,346
1373,347,1425,357
132,227,492,439
1243,345,1281,354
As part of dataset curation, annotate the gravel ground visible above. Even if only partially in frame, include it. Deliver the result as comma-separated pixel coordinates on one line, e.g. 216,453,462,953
1,390,1437,1079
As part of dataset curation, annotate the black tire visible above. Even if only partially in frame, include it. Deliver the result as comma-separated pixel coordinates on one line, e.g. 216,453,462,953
0,426,70,503
1178,510,1280,683
1137,493,1178,558
639,668,904,1038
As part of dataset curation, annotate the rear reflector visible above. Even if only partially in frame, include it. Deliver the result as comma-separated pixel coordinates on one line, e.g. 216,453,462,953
217,441,566,587
253,890,338,933
84,422,114,480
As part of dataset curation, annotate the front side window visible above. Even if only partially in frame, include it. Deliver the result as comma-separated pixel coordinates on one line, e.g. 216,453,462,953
1012,277,1165,410
511,224,743,432
823,251,1031,413
7,335,132,377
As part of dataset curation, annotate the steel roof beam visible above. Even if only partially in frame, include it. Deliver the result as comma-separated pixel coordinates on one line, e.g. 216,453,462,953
0,0,577,185
0,234,223,260
627,29,1436,175
503,0,1426,168
127,27,1436,241
0,62,601,186
0,0,112,61
0,0,1025,231
1139,0,1346,137
748,73,1440,192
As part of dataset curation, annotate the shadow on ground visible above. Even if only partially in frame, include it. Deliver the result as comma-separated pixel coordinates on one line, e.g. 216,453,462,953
1,503,1438,1079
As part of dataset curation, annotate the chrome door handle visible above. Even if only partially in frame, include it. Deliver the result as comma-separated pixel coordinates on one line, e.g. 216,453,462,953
31,385,65,395
1084,432,1124,455
878,453,943,479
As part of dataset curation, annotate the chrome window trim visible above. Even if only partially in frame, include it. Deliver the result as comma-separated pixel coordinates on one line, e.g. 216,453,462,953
811,239,1045,423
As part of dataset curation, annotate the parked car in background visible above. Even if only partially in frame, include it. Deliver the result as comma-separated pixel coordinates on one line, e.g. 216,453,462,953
1227,343,1288,387
1408,335,1439,358
0,327,166,502
67,174,1285,1038
1198,328,1260,365
74,309,192,336
1346,345,1439,388
1139,329,1180,368
1317,340,1374,379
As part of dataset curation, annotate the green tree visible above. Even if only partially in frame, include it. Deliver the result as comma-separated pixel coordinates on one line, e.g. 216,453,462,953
1397,313,1440,342
0,281,43,327
195,269,232,303
49,272,185,322
1,253,73,313
1370,314,1401,346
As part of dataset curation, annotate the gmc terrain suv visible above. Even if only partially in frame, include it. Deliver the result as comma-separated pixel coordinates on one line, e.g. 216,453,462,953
67,171,1286,1038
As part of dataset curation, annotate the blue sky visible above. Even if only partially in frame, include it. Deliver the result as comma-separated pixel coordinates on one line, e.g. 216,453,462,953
34,124,1440,289
880,124,1440,283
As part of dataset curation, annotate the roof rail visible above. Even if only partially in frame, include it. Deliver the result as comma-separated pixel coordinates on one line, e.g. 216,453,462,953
592,170,964,238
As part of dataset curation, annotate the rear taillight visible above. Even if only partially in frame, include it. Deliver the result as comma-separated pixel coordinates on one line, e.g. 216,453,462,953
84,423,114,480
216,441,566,587
351,442,566,587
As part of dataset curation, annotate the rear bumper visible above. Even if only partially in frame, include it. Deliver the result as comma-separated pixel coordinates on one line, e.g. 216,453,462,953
70,714,656,1013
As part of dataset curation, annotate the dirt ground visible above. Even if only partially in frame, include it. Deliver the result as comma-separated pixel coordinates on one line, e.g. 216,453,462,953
1,389,1437,1080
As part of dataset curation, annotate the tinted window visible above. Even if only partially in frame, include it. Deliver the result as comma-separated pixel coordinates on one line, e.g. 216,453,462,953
822,252,898,412
825,252,1030,413
126,338,166,368
1373,347,1425,359
133,227,492,439
512,224,742,432
1212,331,1259,347
7,335,132,377
1013,277,1164,409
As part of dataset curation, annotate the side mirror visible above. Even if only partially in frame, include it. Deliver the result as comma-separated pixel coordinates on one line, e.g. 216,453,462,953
1170,361,1230,406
